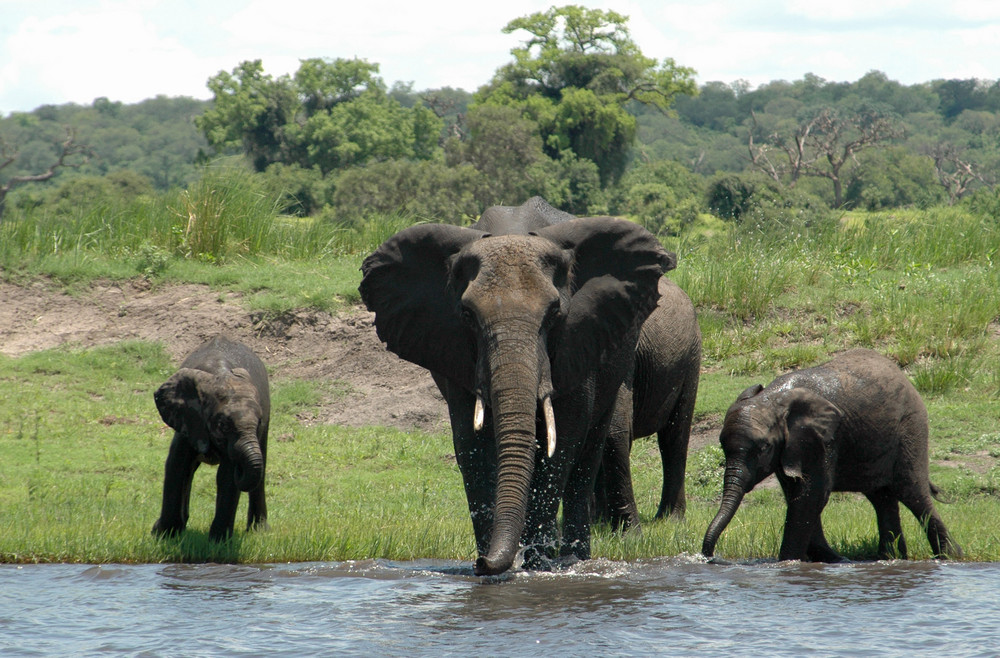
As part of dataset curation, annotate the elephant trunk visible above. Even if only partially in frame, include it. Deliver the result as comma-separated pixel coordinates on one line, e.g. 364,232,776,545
231,428,264,492
701,460,753,558
474,331,541,577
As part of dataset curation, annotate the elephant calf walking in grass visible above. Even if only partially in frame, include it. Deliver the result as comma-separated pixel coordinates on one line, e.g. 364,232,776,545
702,348,962,563
152,335,270,542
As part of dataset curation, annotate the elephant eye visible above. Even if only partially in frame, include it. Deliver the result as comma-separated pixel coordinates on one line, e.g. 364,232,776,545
543,300,562,328
211,416,231,436
460,306,477,327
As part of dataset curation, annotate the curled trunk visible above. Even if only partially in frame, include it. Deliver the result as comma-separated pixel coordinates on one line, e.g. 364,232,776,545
231,430,264,492
701,462,753,558
474,333,540,577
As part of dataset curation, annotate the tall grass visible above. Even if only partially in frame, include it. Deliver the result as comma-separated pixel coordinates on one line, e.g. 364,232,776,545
0,164,420,276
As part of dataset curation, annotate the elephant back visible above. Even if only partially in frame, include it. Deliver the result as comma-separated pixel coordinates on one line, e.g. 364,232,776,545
474,196,575,235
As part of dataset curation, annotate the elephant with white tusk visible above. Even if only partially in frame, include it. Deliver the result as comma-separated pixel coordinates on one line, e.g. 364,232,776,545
360,208,673,575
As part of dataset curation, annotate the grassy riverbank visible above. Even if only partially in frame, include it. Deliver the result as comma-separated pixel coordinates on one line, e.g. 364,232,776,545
0,339,997,564
1,199,999,564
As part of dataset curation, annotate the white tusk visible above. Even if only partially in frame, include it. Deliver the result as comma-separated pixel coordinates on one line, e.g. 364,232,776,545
543,397,557,458
473,395,485,432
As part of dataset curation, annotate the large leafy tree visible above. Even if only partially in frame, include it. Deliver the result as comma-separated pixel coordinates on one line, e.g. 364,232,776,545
475,5,696,187
198,58,442,174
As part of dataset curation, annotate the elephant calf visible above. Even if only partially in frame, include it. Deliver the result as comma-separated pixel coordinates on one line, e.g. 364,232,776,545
152,335,270,542
702,348,962,562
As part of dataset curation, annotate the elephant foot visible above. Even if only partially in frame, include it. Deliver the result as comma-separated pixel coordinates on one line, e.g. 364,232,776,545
248,518,270,532
151,519,184,538
208,525,235,543
520,548,581,572
520,543,564,572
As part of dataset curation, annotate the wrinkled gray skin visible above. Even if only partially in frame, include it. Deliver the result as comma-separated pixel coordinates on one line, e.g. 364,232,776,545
152,335,270,542
361,210,672,575
702,348,962,562
478,198,702,531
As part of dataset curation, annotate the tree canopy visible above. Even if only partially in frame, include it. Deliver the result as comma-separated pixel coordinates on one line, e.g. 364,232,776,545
474,5,697,186
4,5,1000,225
197,58,442,174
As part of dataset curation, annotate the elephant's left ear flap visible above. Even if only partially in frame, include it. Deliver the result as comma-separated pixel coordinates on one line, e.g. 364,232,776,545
779,389,842,480
154,369,200,431
539,218,672,391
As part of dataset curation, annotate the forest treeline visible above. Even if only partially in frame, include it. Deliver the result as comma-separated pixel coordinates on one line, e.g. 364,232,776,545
3,5,1000,231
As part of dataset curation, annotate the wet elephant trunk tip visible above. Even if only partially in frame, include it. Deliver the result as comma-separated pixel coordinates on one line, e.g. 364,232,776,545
702,466,750,558
474,551,516,577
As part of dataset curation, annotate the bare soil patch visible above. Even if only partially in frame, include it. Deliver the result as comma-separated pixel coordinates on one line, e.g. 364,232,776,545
1,279,721,450
0,279,448,434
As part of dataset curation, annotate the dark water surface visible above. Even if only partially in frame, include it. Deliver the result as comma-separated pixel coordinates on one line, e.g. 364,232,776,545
2,557,998,656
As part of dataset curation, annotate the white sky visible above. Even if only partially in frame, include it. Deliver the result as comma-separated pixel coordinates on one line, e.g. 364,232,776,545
2,0,1000,114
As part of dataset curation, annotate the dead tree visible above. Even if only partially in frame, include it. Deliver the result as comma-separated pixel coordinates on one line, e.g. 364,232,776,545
748,106,902,208
927,142,988,205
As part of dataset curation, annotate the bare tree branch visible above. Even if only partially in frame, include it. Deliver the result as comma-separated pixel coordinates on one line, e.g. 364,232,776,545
926,142,989,205
747,106,902,207
0,128,92,220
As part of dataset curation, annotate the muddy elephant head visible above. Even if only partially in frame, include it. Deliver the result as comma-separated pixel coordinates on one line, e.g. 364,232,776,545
360,217,673,575
154,366,266,492
701,384,841,558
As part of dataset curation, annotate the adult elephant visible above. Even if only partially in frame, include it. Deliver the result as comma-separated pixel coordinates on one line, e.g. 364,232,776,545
152,335,270,542
360,213,673,575
701,348,962,562
475,198,701,531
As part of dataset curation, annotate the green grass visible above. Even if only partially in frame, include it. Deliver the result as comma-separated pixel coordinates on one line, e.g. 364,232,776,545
1,341,996,564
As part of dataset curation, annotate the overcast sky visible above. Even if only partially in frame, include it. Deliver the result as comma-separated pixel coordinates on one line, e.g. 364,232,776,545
3,0,1000,114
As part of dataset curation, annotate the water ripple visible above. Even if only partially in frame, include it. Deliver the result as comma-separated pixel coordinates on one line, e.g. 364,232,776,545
1,560,999,656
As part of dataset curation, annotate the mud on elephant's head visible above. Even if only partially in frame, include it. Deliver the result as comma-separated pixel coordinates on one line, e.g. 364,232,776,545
154,366,266,491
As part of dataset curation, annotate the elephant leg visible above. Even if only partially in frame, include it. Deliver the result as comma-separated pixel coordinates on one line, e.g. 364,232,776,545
246,429,268,532
209,461,241,542
898,488,963,559
778,480,829,561
654,379,697,520
600,388,640,533
806,518,846,563
152,432,199,537
560,405,616,562
865,488,906,559
436,375,496,557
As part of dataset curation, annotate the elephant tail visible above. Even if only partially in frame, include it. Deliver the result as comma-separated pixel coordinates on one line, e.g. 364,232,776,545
929,482,955,504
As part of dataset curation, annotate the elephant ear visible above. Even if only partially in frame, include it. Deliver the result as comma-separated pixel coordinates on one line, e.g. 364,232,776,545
154,368,213,431
777,388,842,480
538,217,675,393
737,384,765,402
359,224,485,390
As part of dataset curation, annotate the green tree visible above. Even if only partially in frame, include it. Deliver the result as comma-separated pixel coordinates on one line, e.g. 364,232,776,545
329,159,481,223
845,146,943,209
198,58,442,175
476,5,696,187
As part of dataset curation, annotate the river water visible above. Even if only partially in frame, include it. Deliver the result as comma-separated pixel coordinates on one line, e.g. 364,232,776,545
2,557,998,656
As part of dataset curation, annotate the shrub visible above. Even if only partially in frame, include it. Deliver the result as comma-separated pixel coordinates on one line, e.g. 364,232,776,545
329,159,482,225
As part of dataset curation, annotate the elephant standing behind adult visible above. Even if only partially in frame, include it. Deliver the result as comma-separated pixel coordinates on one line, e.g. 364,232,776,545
476,197,702,531
360,211,673,575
